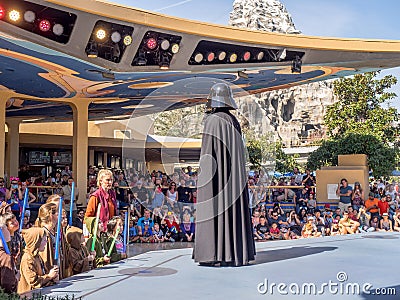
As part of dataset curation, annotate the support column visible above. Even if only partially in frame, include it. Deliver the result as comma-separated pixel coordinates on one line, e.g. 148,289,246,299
89,149,95,166
0,93,12,178
71,100,90,208
6,118,22,179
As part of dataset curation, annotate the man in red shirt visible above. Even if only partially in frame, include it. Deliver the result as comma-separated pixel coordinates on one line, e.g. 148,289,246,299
378,195,390,216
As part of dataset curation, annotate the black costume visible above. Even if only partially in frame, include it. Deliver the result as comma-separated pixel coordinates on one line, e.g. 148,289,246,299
193,83,255,266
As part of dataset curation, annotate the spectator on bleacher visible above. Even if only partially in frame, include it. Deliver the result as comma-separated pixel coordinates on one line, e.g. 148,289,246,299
131,181,150,212
307,193,316,214
177,178,192,217
166,182,178,210
85,169,117,226
6,178,22,222
0,178,8,205
161,174,169,187
60,177,79,219
379,213,393,231
339,211,359,234
72,209,84,230
378,194,390,217
336,178,352,213
20,181,36,214
61,165,72,178
351,182,364,211
296,194,308,215
152,184,165,210
302,169,315,192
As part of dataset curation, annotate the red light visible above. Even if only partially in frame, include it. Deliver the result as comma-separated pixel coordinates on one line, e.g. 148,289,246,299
146,38,157,50
243,51,251,62
207,52,215,62
39,19,51,32
0,6,5,20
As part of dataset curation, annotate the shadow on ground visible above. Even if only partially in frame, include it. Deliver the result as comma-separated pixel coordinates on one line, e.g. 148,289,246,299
254,246,337,265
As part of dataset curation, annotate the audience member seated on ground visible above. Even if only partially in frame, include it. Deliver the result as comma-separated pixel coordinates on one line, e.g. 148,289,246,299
139,223,154,243
252,210,261,228
269,222,284,240
379,213,393,232
254,216,271,241
105,216,127,261
369,216,380,231
314,210,326,236
0,225,18,294
129,217,140,244
347,206,358,221
333,208,342,219
18,227,59,294
357,206,373,232
393,210,400,232
330,220,341,236
301,217,321,238
164,212,180,242
153,223,165,243
351,182,364,211
339,212,359,234
66,226,95,275
287,210,302,236
324,209,334,232
268,211,288,229
298,208,307,224
84,217,110,268
179,213,195,242
137,209,154,232
365,192,380,218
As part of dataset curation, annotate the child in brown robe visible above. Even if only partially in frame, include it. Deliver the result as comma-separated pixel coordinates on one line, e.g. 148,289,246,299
0,225,17,294
18,227,59,294
66,226,95,275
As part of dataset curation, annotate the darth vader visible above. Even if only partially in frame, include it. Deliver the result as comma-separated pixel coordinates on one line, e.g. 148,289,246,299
193,83,255,267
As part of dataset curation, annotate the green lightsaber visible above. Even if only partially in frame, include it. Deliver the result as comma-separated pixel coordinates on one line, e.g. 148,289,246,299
107,227,120,257
91,203,101,252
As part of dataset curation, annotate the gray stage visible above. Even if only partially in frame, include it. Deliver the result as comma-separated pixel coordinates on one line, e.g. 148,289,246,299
37,232,400,299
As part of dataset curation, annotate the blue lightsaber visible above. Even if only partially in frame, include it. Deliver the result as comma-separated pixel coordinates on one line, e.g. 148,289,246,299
19,188,29,232
69,182,75,226
0,228,10,255
123,211,128,253
54,197,63,263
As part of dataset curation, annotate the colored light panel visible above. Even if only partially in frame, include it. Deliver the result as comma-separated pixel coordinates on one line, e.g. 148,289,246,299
146,38,157,50
243,51,251,61
123,35,132,46
9,10,20,22
23,10,35,23
111,31,121,43
39,19,51,32
52,23,64,36
171,43,180,54
229,53,238,63
96,29,107,40
194,53,204,63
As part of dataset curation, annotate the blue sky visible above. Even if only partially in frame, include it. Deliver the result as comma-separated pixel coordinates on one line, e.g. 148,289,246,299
113,0,400,109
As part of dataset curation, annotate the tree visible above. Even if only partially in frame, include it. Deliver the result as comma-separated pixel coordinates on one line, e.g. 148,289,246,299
308,71,400,176
307,134,397,178
325,71,399,143
274,141,299,174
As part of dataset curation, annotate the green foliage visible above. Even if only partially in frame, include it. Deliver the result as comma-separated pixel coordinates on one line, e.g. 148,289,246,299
274,141,299,173
325,71,399,143
244,130,275,169
153,106,205,139
307,133,397,178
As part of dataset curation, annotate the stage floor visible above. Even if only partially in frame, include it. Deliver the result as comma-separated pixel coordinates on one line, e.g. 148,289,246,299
38,232,400,299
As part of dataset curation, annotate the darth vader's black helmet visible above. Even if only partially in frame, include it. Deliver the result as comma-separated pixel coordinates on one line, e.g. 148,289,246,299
206,83,238,110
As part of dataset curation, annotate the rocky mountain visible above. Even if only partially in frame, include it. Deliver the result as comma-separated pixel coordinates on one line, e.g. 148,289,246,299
229,0,338,147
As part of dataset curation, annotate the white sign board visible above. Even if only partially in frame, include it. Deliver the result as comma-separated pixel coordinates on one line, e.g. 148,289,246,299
327,183,354,200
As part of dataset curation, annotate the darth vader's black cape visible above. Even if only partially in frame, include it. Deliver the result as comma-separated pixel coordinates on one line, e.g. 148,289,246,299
194,110,255,266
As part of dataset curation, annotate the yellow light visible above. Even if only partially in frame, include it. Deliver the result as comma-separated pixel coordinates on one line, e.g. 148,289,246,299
96,29,107,40
229,53,238,63
9,10,20,22
171,43,180,54
123,35,132,46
